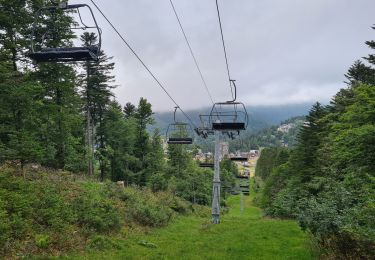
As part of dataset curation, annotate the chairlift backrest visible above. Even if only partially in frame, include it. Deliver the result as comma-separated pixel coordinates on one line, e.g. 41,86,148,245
230,156,248,162
209,101,248,131
166,107,194,145
199,163,214,168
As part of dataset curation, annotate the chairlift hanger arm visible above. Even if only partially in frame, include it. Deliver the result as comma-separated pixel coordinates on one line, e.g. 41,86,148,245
173,106,179,123
228,79,237,102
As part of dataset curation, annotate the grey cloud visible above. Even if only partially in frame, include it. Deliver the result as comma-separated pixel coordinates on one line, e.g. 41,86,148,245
73,0,375,111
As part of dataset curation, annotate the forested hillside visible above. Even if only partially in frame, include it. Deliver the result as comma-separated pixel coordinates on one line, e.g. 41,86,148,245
198,116,304,153
152,103,311,133
254,28,375,259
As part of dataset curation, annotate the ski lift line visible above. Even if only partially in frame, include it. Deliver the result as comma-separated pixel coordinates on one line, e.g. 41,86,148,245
169,0,215,106
215,0,234,101
89,0,197,128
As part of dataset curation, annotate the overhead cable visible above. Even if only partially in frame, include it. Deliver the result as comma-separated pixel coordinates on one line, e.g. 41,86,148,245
89,0,196,127
215,0,234,100
169,0,215,106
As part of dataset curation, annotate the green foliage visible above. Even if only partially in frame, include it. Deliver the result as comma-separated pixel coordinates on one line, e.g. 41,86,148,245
74,192,123,233
87,235,122,251
35,234,50,249
257,84,375,258
255,147,289,180
78,194,312,260
255,29,375,257
0,167,197,257
120,188,174,227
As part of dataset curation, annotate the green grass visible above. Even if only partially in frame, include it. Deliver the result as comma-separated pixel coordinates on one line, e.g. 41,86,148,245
73,179,313,260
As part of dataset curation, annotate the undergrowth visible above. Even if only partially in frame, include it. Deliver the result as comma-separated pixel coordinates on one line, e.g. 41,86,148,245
0,165,202,258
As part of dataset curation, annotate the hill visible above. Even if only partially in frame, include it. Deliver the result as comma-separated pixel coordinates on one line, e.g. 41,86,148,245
151,103,312,134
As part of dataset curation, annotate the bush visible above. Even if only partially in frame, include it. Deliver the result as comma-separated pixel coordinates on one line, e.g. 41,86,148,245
35,234,50,249
120,188,174,227
73,189,123,233
87,235,122,251
0,205,11,251
0,167,197,258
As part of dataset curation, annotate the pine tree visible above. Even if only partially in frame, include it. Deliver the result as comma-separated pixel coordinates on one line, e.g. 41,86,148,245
364,25,375,65
344,60,375,86
79,32,116,177
133,98,154,184
31,2,84,170
144,129,166,187
123,102,136,118
100,100,136,182
0,0,45,171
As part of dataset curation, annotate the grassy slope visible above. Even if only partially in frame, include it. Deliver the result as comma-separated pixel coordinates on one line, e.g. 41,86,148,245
77,180,312,260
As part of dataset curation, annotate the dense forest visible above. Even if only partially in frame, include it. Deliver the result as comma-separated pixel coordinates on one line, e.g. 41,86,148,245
254,28,375,259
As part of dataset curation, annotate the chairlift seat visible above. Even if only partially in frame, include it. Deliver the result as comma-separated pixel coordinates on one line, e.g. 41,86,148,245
167,137,193,144
230,157,248,162
212,122,245,131
199,163,214,168
29,46,99,63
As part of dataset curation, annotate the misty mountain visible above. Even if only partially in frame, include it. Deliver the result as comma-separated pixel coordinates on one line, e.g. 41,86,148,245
151,103,313,134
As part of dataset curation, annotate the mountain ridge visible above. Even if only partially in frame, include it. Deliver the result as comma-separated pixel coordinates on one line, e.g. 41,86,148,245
151,103,313,133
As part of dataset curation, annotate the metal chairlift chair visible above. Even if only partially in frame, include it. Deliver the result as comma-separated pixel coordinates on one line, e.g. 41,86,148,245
29,2,101,63
166,107,194,145
195,114,214,139
199,162,214,168
209,80,248,132
230,156,248,162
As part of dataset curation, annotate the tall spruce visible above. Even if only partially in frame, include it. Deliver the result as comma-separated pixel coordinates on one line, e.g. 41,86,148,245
79,32,115,177
133,98,154,184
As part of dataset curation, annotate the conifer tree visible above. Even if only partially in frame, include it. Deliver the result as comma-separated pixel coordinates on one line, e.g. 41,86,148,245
123,102,136,118
79,32,116,176
0,0,45,170
133,98,154,184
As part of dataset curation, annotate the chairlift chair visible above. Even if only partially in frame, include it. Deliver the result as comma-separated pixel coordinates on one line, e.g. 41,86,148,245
209,101,248,131
195,114,214,139
230,156,248,162
29,2,101,63
166,107,194,145
199,163,214,168
209,80,248,132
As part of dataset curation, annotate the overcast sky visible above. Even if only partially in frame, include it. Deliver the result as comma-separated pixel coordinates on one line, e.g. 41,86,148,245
74,0,374,111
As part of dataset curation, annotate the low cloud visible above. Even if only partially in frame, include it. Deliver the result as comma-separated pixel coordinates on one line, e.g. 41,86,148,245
74,0,374,111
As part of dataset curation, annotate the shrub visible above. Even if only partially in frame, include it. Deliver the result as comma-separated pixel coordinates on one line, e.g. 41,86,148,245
0,205,11,251
35,234,50,249
73,191,123,233
87,235,122,251
0,167,196,258
121,188,174,227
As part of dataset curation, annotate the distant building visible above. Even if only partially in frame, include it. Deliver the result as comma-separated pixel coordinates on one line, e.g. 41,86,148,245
219,142,229,160
277,123,294,133
249,150,259,157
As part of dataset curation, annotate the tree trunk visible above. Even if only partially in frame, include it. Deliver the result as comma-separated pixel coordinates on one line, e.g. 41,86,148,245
86,107,93,176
